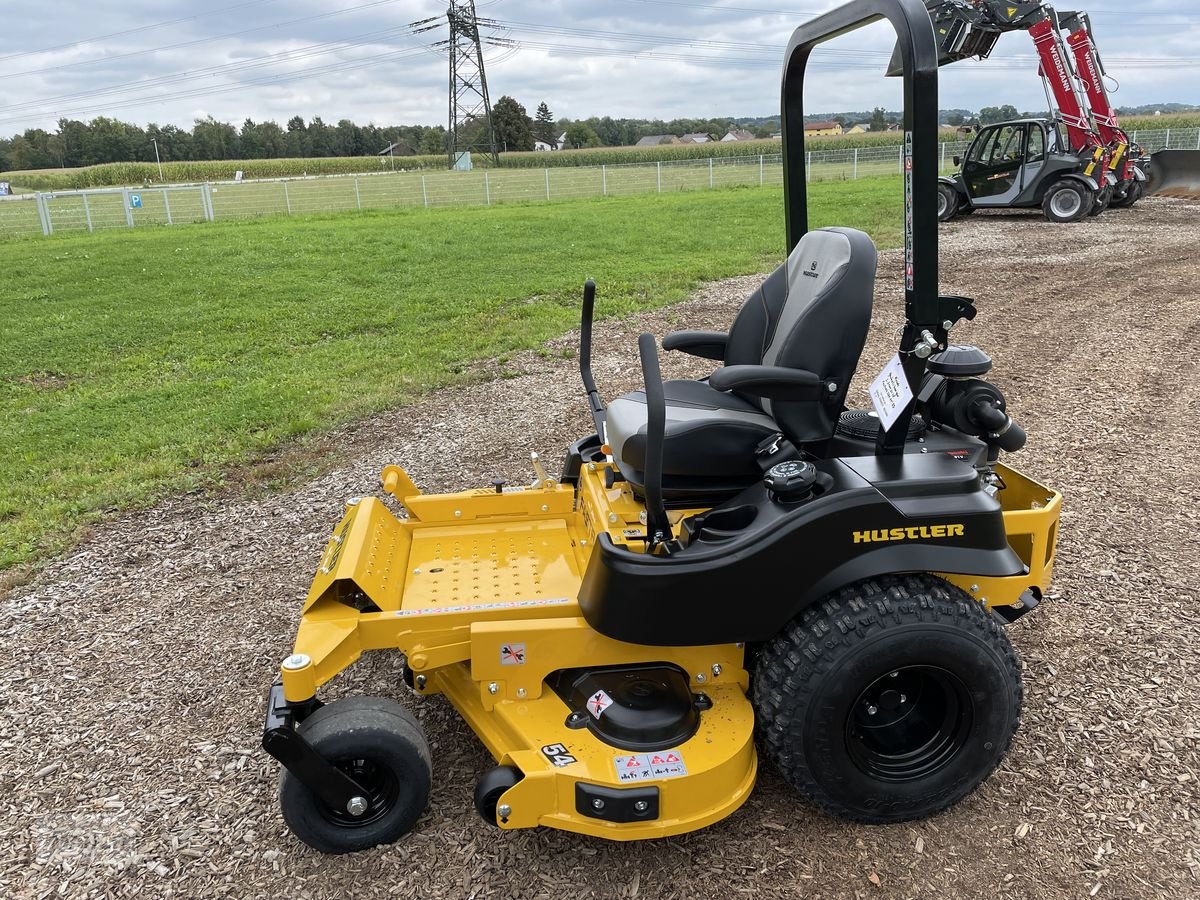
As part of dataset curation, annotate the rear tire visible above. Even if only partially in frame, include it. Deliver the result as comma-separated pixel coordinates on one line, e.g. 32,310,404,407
752,575,1021,824
936,183,961,222
1089,185,1112,216
1111,181,1142,209
1042,180,1092,222
279,697,432,854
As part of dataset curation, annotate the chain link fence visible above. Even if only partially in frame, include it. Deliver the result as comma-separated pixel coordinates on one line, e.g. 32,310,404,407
2,127,1196,240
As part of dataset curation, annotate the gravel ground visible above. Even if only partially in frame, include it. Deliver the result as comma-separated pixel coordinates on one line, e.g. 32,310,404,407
3,199,1199,900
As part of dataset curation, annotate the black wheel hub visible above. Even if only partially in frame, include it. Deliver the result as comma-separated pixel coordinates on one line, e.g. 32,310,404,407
845,666,973,782
320,757,400,827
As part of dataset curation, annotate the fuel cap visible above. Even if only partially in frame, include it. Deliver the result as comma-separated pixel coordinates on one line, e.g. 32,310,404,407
764,460,818,503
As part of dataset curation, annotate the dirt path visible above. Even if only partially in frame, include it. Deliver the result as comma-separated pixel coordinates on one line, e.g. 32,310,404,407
3,200,1198,900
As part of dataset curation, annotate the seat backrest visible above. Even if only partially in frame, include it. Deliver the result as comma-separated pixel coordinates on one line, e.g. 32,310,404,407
723,226,876,445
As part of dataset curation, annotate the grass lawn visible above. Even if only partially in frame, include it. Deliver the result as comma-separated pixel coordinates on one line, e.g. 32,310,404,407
1,177,902,572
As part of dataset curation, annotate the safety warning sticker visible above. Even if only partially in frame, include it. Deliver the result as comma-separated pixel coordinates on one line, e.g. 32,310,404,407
587,689,613,718
500,643,526,665
613,750,688,783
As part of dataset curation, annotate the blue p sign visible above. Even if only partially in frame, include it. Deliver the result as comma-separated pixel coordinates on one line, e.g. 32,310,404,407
130,194,143,209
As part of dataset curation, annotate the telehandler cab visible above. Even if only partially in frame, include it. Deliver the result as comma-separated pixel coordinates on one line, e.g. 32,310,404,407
262,0,1062,854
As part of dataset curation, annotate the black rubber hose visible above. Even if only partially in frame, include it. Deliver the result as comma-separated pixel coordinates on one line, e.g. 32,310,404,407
971,400,1027,453
638,332,672,545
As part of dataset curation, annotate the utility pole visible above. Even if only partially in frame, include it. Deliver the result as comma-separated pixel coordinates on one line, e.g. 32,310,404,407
151,138,164,180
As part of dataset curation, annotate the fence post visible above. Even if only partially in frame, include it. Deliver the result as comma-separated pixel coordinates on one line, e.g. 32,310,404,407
484,171,491,206
939,143,944,173
162,190,172,225
709,157,714,189
122,189,134,228
1195,129,1200,150
545,168,551,200
35,193,50,236
282,182,291,215
759,154,764,186
355,177,362,210
1165,128,1171,148
422,175,429,208
806,151,811,183
82,192,93,232
854,147,859,180
203,183,215,221
657,161,662,193
602,164,607,196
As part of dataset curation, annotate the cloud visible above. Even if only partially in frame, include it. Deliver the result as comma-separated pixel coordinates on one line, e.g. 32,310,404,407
0,0,1196,133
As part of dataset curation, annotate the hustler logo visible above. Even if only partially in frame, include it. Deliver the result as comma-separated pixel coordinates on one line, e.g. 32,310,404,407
853,524,965,544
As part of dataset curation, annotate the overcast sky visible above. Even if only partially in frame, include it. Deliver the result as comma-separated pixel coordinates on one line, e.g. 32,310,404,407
1,0,1197,134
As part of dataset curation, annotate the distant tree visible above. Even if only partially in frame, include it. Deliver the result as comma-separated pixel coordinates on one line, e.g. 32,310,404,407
492,96,535,152
285,116,308,156
869,107,888,131
945,112,965,127
533,102,557,147
979,104,1020,125
420,127,447,156
564,122,601,149
192,116,238,160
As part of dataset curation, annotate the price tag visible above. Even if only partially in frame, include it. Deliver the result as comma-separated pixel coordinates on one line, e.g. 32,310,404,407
869,354,914,432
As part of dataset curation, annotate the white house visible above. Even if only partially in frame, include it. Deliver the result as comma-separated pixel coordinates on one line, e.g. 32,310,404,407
534,140,556,152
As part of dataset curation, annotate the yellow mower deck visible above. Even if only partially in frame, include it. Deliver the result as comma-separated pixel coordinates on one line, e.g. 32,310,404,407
277,460,1059,838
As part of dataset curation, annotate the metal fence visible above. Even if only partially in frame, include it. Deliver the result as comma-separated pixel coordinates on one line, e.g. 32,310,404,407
2,127,1196,240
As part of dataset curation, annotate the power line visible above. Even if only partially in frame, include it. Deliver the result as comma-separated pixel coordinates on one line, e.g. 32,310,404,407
0,25,418,115
0,44,432,128
0,0,409,80
0,0,286,64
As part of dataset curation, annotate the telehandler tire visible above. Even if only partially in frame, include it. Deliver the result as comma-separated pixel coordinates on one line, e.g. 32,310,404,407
752,574,1021,824
936,183,961,222
1089,185,1113,216
1042,180,1093,222
279,697,432,854
1110,181,1142,209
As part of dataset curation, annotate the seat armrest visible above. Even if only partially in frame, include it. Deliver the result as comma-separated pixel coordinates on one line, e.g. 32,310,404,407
709,365,825,400
661,330,728,361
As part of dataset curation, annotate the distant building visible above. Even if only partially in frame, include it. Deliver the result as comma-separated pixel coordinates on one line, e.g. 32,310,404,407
721,129,757,142
680,133,712,144
803,121,844,136
534,140,556,152
377,141,417,157
557,132,568,149
635,134,682,147
845,123,869,134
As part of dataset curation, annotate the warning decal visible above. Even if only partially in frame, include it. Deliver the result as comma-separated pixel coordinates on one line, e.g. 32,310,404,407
587,690,614,718
613,749,688,782
500,643,526,666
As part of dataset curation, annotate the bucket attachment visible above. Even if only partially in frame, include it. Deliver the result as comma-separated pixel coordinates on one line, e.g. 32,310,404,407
1147,150,1200,200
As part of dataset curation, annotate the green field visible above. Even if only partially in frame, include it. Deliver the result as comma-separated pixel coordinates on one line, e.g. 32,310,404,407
1,178,901,573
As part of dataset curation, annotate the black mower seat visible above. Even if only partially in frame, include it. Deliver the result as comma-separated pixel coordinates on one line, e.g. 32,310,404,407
606,226,876,495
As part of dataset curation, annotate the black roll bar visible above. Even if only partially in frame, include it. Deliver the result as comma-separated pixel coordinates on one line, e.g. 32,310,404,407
781,0,941,454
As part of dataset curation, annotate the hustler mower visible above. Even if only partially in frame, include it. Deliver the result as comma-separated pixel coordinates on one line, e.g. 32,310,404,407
261,0,1062,854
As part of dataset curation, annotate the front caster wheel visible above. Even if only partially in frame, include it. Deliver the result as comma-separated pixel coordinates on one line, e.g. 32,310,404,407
753,574,1021,824
279,697,431,854
474,765,523,826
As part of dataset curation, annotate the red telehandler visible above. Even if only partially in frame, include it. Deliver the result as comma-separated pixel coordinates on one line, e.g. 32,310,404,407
913,0,1200,220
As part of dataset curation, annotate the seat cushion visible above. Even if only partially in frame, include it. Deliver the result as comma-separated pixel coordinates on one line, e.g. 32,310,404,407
606,379,778,479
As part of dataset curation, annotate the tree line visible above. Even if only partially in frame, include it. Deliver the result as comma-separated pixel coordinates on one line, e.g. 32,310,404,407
0,96,780,171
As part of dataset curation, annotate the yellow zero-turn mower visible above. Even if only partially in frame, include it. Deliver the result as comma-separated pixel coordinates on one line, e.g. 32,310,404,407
262,0,1062,854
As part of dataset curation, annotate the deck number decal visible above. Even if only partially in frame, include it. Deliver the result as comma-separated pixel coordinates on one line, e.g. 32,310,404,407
500,643,526,665
541,743,578,767
869,354,914,433
613,750,688,783
587,690,614,718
